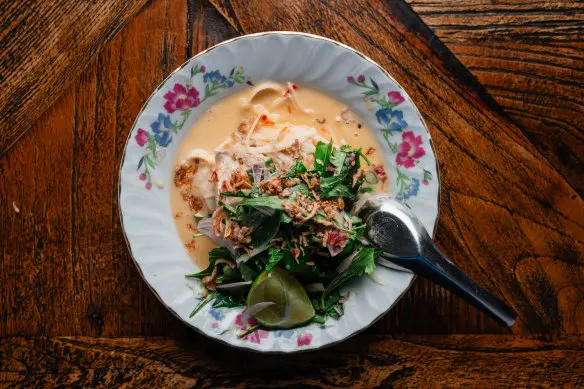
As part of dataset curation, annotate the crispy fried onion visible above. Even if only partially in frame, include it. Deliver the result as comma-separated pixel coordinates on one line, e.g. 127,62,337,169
212,208,252,247
202,258,236,291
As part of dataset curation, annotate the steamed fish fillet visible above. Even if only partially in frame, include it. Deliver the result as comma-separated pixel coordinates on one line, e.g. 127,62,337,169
174,149,217,217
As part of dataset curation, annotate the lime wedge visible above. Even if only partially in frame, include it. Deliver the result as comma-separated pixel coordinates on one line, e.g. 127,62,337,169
246,268,315,328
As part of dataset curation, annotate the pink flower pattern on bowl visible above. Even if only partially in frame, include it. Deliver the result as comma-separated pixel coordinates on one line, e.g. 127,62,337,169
135,128,149,147
163,84,201,113
202,309,315,346
396,131,425,168
348,74,433,201
297,332,313,347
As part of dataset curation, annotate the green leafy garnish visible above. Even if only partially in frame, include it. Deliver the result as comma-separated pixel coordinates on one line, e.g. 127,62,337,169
329,148,347,172
187,138,384,329
190,292,215,317
186,247,232,279
212,293,244,309
287,160,307,176
322,184,355,199
239,196,284,210
314,140,333,174
265,247,285,272
251,210,281,247
321,248,377,304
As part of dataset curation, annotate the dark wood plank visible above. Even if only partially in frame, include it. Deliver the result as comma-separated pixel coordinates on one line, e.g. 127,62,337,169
1,0,583,342
0,93,76,336
0,0,150,158
0,130,38,335
209,0,584,334
0,335,583,387
404,0,584,195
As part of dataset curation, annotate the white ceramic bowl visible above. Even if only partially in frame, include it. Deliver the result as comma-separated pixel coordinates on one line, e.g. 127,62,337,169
119,32,440,352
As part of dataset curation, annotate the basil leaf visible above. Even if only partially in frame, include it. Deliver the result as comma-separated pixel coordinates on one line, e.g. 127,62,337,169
239,196,284,210
238,262,258,281
216,265,239,282
290,183,311,196
186,247,232,279
221,190,252,198
280,212,293,224
324,293,345,320
287,160,307,177
341,145,371,166
320,173,347,190
212,293,244,308
314,140,333,174
244,207,275,230
322,248,376,303
251,210,281,247
322,184,355,199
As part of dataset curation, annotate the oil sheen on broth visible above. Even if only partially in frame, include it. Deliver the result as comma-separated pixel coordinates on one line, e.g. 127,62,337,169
171,82,388,268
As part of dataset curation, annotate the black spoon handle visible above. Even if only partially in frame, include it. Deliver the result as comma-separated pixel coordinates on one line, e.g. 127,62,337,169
390,244,516,327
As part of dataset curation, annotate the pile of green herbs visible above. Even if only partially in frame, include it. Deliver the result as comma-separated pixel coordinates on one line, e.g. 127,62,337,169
187,140,381,326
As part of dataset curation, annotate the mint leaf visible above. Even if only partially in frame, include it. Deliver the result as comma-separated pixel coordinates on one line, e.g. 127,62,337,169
329,148,347,172
322,184,355,199
266,247,284,272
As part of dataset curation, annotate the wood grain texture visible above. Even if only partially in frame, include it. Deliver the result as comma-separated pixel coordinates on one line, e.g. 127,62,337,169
0,0,237,337
208,0,584,335
1,0,583,344
0,335,583,387
0,0,150,158
404,0,584,195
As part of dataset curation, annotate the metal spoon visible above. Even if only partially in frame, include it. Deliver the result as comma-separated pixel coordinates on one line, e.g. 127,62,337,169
354,194,516,327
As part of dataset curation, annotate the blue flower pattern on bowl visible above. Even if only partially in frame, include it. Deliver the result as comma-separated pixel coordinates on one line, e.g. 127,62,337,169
209,307,225,321
376,108,407,132
151,113,174,147
274,329,294,339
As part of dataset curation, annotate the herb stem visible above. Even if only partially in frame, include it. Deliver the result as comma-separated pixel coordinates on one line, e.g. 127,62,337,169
189,293,215,318
237,324,259,338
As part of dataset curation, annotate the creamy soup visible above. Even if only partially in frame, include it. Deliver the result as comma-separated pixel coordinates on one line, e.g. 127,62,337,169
171,82,388,268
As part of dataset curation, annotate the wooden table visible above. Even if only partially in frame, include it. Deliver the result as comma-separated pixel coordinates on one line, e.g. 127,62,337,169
1,0,583,387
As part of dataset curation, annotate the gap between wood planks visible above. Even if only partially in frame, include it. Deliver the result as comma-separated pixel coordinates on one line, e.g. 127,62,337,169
0,335,583,387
